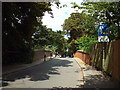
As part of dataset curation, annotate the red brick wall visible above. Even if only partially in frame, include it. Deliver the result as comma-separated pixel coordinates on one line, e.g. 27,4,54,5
74,50,91,64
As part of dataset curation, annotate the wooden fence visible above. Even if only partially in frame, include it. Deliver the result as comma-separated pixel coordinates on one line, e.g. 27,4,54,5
74,39,120,85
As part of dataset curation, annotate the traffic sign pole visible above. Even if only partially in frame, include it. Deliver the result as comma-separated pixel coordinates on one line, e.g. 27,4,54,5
98,25,109,71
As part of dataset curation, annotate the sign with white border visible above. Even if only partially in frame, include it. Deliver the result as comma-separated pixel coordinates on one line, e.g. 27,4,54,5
98,25,109,42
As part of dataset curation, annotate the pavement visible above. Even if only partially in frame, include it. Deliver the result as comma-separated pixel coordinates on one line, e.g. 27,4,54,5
2,57,52,76
74,57,116,88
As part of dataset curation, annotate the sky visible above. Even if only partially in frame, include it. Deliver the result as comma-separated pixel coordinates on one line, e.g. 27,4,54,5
42,0,83,31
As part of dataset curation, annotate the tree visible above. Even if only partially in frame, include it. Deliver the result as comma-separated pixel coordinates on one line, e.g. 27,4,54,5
63,13,85,40
62,1,120,53
33,25,51,48
2,2,52,65
54,31,68,55
32,25,67,55
62,12,97,52
71,2,120,40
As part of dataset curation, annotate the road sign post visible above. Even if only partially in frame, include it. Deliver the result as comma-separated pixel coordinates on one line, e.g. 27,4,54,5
98,25,109,71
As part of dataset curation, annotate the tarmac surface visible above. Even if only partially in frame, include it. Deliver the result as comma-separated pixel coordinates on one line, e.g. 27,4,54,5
2,58,83,88
1,57,117,88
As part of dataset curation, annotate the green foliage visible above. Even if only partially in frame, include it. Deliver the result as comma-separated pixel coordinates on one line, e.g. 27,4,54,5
3,40,34,65
32,26,51,47
2,2,52,65
63,13,87,40
42,45,57,53
75,35,97,52
64,2,120,53
62,12,97,52
32,25,67,55
71,2,120,40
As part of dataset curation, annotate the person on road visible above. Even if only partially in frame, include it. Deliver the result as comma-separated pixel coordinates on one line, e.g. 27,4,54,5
44,54,46,61
50,53,52,59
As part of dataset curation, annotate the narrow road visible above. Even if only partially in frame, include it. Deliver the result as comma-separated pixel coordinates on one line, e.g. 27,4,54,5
2,58,83,88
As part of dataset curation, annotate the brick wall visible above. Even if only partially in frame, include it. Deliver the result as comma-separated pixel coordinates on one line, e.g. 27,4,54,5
74,50,91,64
33,49,52,62
74,39,120,84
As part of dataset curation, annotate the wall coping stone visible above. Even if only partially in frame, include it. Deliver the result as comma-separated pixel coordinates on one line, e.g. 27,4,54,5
77,50,89,55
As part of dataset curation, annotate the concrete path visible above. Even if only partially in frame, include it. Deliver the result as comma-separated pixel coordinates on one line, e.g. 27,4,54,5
74,58,116,88
2,58,83,88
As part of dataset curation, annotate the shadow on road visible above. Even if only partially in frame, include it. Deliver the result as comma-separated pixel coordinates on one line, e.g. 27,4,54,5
2,58,73,87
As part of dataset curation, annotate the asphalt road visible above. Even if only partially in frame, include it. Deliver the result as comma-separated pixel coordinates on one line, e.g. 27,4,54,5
2,58,84,88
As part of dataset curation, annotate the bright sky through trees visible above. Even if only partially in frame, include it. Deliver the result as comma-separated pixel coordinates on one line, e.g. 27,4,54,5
42,0,83,31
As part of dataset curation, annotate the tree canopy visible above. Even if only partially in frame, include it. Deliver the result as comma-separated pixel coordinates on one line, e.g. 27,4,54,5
62,12,97,52
33,25,67,55
2,2,67,65
62,2,120,53
2,2,52,65
71,2,120,40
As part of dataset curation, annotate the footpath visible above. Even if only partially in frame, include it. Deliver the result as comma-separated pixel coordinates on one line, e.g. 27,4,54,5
74,57,117,88
2,57,52,76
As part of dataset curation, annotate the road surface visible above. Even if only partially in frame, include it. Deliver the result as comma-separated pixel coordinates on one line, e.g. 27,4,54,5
2,58,84,88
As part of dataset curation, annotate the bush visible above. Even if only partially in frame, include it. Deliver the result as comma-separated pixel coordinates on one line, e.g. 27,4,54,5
75,35,97,52
2,41,34,65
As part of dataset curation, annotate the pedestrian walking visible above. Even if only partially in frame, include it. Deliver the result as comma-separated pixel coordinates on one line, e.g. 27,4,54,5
50,53,52,59
44,54,46,62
